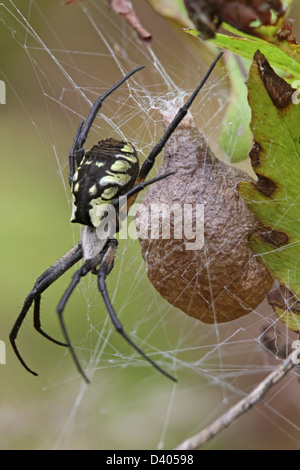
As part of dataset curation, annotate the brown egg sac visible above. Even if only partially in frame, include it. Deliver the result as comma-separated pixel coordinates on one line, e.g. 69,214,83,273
134,112,273,324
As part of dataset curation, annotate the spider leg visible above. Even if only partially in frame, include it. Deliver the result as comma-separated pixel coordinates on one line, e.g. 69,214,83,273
33,294,67,346
138,52,223,183
56,257,101,384
97,239,177,382
111,171,174,215
69,120,84,186
10,243,83,376
68,66,145,187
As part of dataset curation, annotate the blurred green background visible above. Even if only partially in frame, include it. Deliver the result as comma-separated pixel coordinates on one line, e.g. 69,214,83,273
1,0,300,450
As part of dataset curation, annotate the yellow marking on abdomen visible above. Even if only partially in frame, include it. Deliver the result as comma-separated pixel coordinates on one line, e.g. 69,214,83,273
101,186,119,200
100,173,131,187
89,200,110,227
122,143,134,153
115,153,137,163
110,160,131,173
89,184,97,196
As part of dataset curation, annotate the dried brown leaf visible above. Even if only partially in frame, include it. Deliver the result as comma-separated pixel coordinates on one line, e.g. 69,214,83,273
184,0,285,38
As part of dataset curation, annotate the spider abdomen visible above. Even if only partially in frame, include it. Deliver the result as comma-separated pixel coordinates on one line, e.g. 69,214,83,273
71,138,139,227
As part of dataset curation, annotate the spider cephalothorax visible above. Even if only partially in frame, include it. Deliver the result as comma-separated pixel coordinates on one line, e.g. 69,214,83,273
10,53,223,383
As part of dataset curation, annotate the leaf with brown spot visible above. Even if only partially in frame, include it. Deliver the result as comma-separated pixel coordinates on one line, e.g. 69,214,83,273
267,285,300,331
259,230,289,248
256,52,295,108
239,51,300,331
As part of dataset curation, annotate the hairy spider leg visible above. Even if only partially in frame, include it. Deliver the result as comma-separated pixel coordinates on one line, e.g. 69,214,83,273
10,243,83,376
68,66,145,186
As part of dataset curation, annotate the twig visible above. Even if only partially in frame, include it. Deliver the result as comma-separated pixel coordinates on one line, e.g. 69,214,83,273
107,0,152,44
175,349,299,450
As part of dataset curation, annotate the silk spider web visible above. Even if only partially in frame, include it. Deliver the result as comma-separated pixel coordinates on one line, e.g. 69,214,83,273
1,0,299,451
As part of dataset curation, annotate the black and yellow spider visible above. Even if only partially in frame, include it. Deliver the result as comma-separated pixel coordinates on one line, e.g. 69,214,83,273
10,53,222,383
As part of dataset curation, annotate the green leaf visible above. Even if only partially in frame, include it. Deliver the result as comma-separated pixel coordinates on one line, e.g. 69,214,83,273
211,33,300,81
186,28,300,81
219,54,252,162
239,50,300,331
